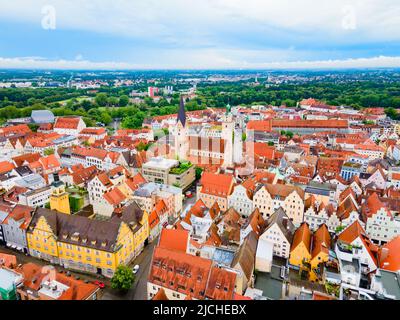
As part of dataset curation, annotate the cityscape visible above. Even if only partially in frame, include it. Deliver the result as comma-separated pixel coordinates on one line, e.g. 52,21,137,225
0,0,400,308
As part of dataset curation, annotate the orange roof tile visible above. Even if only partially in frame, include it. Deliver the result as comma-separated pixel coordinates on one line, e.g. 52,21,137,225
0,161,15,174
247,120,272,132
158,229,189,253
54,117,81,129
0,253,17,268
380,236,400,272
200,172,235,197
311,224,331,259
103,188,127,206
272,119,348,129
291,222,312,253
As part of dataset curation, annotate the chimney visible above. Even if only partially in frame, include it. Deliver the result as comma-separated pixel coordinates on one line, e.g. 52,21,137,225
53,172,60,182
380,247,389,263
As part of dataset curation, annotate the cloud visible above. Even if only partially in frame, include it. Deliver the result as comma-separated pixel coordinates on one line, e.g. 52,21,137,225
1,55,400,70
0,1,400,67
1,0,400,46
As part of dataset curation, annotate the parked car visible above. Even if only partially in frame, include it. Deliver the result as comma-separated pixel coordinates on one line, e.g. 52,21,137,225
185,191,193,198
133,265,140,274
93,281,105,289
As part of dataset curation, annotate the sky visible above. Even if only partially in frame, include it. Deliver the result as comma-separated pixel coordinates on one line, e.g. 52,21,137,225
0,0,400,70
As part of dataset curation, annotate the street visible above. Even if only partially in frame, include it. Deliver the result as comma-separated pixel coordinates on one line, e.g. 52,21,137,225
0,246,108,296
101,238,157,300
0,191,197,301
0,240,156,301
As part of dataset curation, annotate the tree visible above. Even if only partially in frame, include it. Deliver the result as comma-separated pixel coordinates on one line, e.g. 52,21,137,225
195,167,204,180
122,112,145,129
108,96,119,107
385,107,399,120
111,265,135,291
44,148,55,156
100,112,113,125
119,95,130,107
83,117,96,127
95,93,108,107
285,131,294,139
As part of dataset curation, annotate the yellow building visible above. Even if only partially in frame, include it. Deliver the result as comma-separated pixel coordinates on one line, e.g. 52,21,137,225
395,123,400,136
309,224,331,283
118,202,150,257
289,222,312,268
50,180,71,215
27,203,149,278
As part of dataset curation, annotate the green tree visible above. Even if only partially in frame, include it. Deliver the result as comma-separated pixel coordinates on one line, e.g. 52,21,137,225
83,117,96,127
195,167,204,180
122,112,145,129
385,107,399,120
108,96,119,107
111,265,135,291
285,131,294,139
119,95,130,107
100,112,113,125
95,93,108,107
44,148,55,156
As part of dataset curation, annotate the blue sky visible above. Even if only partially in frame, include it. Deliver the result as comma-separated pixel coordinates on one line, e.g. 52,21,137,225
0,0,400,69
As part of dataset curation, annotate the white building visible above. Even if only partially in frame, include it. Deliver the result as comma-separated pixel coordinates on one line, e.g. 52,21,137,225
259,208,295,259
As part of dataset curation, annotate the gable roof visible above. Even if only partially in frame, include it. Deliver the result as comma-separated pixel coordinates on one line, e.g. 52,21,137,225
103,188,127,206
380,236,400,272
177,96,187,127
54,117,81,129
264,207,296,243
231,232,258,280
158,228,189,253
200,172,235,197
311,224,331,259
28,208,123,252
291,222,312,253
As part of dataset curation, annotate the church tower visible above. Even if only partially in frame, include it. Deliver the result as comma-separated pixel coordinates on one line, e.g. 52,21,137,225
221,104,234,167
50,173,71,215
172,96,189,161
233,126,244,164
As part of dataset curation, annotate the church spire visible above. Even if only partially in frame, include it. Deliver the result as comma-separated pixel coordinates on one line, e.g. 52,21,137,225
177,95,187,127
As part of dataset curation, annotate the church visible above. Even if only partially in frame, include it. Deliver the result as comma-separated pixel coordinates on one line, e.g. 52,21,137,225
170,96,244,167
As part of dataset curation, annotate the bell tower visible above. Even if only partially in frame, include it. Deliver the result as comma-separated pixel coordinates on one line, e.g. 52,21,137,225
172,96,189,161
221,104,234,167
50,173,71,215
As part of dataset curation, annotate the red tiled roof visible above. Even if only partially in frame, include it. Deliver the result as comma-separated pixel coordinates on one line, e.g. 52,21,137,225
247,120,272,132
291,222,312,253
311,224,331,259
80,127,106,135
3,205,34,230
158,229,189,253
0,124,31,136
0,161,15,174
12,153,41,166
16,263,98,300
380,236,400,272
0,253,17,268
200,172,235,197
103,188,127,206
149,246,236,300
272,119,348,129
54,117,81,129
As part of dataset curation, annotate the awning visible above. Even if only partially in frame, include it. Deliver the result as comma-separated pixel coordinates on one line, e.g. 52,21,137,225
11,245,17,249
